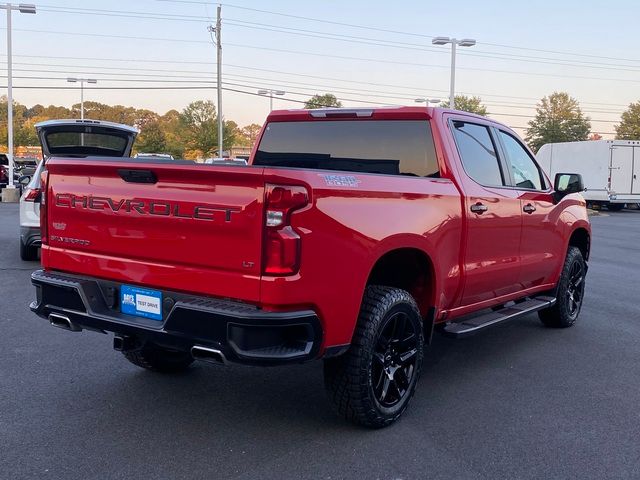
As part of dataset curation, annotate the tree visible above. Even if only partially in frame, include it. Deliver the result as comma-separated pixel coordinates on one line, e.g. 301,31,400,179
304,93,342,109
450,95,487,116
615,102,640,140
180,100,217,156
237,123,262,147
135,120,167,154
525,92,591,153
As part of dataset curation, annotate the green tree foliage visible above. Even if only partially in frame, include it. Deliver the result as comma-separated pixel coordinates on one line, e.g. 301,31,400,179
0,97,261,160
450,95,488,116
236,123,262,146
304,93,343,109
135,120,167,154
525,92,591,153
615,102,640,140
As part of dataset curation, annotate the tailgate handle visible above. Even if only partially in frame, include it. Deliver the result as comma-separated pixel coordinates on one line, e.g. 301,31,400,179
118,169,157,184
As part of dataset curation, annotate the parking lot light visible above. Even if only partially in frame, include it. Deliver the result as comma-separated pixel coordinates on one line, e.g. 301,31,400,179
67,77,98,120
258,89,286,111
1,2,37,189
431,36,477,109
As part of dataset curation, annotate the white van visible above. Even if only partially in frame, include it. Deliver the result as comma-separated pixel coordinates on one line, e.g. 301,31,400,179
537,139,640,210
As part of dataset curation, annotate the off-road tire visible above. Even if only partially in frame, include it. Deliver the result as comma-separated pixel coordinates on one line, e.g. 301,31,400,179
122,342,194,373
538,246,586,328
20,239,38,261
324,285,424,428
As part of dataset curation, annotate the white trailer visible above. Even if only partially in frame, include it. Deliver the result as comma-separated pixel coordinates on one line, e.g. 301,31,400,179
537,139,640,210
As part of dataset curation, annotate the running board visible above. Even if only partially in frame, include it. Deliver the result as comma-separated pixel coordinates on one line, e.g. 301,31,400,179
442,296,556,337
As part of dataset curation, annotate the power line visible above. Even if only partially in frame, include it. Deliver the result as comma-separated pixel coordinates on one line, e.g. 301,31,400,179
225,43,640,84
25,5,640,71
2,53,630,107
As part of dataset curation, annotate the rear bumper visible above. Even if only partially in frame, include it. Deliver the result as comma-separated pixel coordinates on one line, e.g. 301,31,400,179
30,269,323,366
20,226,41,248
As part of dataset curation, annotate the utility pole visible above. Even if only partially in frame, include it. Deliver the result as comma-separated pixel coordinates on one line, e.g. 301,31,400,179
216,5,223,158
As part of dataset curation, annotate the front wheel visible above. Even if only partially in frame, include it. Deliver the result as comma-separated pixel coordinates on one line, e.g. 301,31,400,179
324,286,424,428
539,246,586,328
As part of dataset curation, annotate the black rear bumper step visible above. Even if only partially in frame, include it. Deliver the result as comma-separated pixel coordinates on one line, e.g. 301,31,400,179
30,269,323,366
442,296,556,337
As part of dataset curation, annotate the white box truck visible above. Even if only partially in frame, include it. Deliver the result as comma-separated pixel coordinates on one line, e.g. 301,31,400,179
537,140,640,210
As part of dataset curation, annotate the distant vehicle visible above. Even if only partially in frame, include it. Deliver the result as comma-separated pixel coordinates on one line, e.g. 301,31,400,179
537,140,640,210
204,157,248,165
19,119,138,261
134,153,175,160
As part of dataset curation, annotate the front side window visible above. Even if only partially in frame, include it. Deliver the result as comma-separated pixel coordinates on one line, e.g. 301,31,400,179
498,131,544,190
254,120,439,177
451,121,504,186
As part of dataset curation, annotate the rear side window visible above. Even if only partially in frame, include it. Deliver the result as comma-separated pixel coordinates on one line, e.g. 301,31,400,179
254,120,439,177
498,130,545,190
451,121,504,187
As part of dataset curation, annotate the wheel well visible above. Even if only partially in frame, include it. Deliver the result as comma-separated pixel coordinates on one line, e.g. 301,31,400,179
569,228,590,261
367,248,434,316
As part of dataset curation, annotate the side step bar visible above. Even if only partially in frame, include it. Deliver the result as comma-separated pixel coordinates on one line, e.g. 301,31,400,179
442,296,556,338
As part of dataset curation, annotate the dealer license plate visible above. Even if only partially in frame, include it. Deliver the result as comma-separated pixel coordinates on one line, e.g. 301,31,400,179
120,285,163,321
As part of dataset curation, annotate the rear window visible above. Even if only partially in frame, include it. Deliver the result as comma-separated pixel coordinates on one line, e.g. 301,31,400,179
42,126,132,157
254,120,439,177
46,132,127,154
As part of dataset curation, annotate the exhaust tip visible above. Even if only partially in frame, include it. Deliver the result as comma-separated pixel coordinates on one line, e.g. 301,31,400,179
191,345,227,365
49,313,81,332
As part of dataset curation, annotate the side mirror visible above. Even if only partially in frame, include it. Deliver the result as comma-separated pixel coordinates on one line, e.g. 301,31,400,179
18,175,31,186
554,173,584,201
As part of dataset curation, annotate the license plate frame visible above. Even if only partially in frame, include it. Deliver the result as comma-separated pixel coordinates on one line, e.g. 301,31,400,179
120,285,163,321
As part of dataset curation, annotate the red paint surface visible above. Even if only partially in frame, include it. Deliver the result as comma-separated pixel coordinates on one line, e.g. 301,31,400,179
41,107,590,351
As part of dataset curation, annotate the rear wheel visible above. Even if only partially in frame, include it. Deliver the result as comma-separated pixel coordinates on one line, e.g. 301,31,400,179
324,286,424,428
19,239,38,261
122,342,194,373
539,246,586,328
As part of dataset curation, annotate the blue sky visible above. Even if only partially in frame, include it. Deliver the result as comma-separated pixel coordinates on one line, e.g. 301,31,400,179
3,0,640,137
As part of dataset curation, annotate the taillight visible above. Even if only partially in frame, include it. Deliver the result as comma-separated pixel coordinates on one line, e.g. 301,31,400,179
23,187,41,202
39,170,49,245
0,165,7,182
263,184,309,276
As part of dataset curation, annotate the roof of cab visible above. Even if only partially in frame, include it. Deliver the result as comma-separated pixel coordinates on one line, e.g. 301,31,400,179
266,106,492,123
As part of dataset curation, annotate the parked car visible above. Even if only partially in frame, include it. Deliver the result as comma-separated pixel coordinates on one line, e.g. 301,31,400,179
0,153,8,188
537,139,640,211
30,107,590,427
134,153,175,160
19,119,138,261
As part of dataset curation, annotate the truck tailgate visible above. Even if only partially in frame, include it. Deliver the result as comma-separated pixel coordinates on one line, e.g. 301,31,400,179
42,158,265,302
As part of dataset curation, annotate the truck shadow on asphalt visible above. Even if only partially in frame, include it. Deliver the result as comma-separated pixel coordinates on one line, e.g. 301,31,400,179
45,314,558,436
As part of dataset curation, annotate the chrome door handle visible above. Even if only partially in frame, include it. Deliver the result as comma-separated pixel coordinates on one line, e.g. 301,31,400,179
470,202,488,214
523,203,536,214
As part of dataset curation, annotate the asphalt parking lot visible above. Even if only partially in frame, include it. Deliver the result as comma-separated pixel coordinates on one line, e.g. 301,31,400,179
1,203,639,480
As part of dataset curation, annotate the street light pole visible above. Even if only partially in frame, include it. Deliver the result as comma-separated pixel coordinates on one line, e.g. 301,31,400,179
216,5,222,158
432,37,476,109
414,98,442,107
1,3,36,189
258,89,285,111
67,78,97,120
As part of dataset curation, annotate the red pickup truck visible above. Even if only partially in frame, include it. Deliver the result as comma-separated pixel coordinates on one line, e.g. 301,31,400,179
30,107,590,428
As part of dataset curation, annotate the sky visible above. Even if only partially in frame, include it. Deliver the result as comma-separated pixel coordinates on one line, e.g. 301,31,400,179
2,0,640,138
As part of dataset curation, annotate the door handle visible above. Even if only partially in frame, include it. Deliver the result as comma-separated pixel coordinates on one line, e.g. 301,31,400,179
523,203,536,214
470,202,488,214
